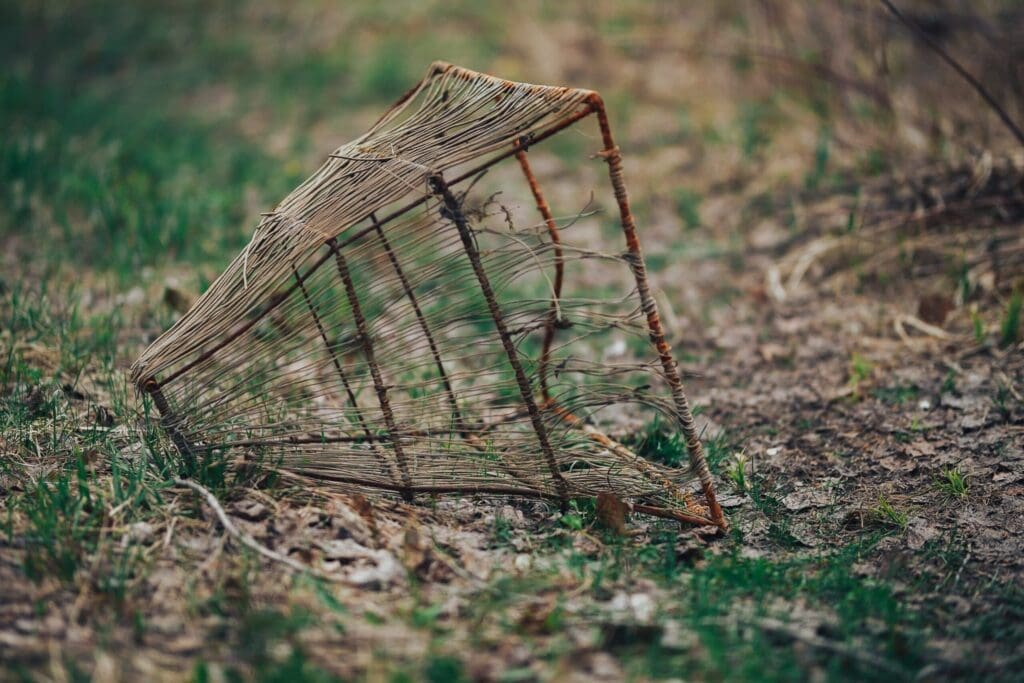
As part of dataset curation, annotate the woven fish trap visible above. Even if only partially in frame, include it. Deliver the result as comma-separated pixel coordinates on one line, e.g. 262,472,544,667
131,62,725,528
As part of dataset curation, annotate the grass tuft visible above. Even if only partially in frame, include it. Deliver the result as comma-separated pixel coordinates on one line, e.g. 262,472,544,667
999,285,1022,348
725,452,749,493
871,496,909,531
937,466,969,500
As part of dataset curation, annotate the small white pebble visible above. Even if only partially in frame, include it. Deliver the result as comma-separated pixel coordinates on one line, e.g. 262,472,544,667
918,399,931,411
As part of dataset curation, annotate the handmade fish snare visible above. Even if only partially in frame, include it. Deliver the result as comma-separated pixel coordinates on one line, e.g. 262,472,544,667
132,62,725,528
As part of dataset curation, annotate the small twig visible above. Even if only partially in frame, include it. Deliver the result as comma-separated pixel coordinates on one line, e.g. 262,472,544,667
893,314,953,347
162,506,177,550
997,371,1023,403
880,0,1024,147
173,478,341,582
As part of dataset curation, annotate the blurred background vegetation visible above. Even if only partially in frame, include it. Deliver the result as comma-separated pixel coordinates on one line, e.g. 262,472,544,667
3,0,1022,278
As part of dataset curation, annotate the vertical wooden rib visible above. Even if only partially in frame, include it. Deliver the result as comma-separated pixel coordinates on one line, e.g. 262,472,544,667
292,265,367,425
327,237,414,501
430,174,571,508
588,94,725,529
143,377,197,472
514,148,564,402
369,212,468,435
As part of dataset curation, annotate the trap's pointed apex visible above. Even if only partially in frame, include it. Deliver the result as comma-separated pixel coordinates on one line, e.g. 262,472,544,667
134,62,725,528
423,61,598,100
428,60,452,75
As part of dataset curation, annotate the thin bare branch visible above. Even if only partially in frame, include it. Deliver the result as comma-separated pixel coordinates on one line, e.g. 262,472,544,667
880,0,1024,147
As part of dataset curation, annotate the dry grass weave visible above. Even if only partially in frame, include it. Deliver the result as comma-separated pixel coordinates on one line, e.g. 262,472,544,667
131,62,725,527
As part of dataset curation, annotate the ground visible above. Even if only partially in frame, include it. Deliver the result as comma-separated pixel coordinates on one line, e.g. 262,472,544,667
2,2,1023,681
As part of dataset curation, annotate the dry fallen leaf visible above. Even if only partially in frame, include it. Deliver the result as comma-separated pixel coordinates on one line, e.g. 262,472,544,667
347,494,380,544
229,498,269,522
781,489,832,511
400,523,429,573
596,492,630,536
917,292,954,326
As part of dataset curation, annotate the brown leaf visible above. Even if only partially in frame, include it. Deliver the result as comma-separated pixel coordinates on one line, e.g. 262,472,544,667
781,489,832,511
917,292,954,326
401,524,428,571
878,454,918,473
596,492,630,535
903,439,936,458
229,498,269,522
348,494,380,542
